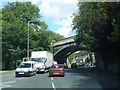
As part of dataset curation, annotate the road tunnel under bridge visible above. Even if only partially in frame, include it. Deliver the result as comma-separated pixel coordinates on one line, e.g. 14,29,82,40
53,35,87,64
54,45,87,64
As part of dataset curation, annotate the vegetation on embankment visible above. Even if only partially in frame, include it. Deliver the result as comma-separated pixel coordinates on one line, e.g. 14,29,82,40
72,2,120,73
1,2,64,70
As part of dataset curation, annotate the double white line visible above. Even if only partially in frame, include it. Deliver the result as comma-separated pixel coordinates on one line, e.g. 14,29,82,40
51,77,56,90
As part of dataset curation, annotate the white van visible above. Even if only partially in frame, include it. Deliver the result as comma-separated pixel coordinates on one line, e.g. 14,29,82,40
15,61,36,77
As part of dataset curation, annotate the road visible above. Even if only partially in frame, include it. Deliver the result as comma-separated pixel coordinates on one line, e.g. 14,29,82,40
1,67,119,90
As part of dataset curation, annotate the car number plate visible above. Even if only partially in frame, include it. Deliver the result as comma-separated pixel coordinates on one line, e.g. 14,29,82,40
54,73,59,74
19,72,24,74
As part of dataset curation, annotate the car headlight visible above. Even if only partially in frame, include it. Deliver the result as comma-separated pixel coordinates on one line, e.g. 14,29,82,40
28,69,32,73
42,65,45,68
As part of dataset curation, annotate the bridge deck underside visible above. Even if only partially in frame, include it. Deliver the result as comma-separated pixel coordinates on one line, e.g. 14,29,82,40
54,46,87,64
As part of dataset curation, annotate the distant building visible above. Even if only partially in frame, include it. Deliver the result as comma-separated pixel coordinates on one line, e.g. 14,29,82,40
76,53,96,67
76,55,88,66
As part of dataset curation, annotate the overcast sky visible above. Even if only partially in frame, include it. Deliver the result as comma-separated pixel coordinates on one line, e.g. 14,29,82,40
1,0,78,37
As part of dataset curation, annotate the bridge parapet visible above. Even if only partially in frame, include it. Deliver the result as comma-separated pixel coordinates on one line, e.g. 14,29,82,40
53,35,75,47
54,42,76,56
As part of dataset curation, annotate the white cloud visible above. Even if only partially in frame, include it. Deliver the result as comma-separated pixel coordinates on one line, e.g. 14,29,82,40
54,16,76,37
56,27,71,37
1,0,78,37
39,0,78,18
56,27,76,38
38,0,78,37
53,17,71,27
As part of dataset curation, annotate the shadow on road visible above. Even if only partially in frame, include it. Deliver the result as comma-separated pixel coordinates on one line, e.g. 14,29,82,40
65,67,119,89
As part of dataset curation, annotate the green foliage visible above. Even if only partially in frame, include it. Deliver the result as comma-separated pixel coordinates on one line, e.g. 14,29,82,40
72,2,120,71
73,2,120,52
73,2,97,50
2,2,64,69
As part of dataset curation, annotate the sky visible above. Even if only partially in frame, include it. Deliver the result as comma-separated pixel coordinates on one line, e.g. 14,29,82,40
1,0,79,37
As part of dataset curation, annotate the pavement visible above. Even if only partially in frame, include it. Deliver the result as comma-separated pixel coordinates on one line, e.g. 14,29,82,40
0,70,15,74
0,71,9,73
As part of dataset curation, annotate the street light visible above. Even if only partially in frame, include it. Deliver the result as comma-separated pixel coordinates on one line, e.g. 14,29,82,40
27,20,41,61
27,21,29,60
27,21,31,61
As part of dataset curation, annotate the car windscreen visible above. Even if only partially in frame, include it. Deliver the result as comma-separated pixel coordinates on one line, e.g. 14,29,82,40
31,58,45,63
51,65,63,68
19,63,31,68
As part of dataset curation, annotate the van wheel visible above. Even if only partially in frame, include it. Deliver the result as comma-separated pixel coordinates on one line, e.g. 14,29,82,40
34,72,36,75
15,75,19,77
28,73,31,77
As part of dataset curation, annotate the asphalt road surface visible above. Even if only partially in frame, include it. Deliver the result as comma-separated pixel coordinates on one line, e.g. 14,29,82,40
1,67,119,90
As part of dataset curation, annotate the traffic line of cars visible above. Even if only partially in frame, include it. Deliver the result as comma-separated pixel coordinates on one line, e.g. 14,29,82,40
15,61,65,77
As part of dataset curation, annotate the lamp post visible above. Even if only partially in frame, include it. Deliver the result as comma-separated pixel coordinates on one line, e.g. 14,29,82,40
27,20,41,60
27,21,30,61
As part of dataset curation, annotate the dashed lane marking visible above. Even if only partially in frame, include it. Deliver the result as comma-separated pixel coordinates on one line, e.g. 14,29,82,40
51,77,56,90
51,82,56,90
51,77,53,81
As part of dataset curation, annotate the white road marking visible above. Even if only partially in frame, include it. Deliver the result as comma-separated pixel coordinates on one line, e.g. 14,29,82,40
2,77,15,81
4,85,12,87
0,84,12,88
51,82,56,90
1,81,16,88
3,81,16,84
51,77,56,90
51,77,53,81
16,77,30,80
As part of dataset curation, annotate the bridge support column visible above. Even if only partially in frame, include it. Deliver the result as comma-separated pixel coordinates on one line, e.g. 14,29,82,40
67,58,71,68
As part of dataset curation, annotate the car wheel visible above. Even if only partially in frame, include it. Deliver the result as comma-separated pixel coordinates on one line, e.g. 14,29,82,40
28,73,31,77
49,75,52,77
15,75,19,77
34,72,36,75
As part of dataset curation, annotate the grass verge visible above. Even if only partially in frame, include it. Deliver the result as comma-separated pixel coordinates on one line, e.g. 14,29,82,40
0,70,15,74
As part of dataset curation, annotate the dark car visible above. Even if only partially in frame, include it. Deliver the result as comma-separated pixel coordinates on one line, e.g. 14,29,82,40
49,64,65,77
71,63,77,68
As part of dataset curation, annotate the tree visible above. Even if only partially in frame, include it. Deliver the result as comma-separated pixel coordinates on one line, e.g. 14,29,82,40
73,2,120,52
72,2,120,72
2,2,43,69
2,2,64,69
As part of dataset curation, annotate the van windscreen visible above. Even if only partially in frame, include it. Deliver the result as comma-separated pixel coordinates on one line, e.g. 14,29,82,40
31,58,45,63
19,63,31,68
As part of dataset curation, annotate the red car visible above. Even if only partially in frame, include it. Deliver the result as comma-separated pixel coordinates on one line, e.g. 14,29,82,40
49,64,65,77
